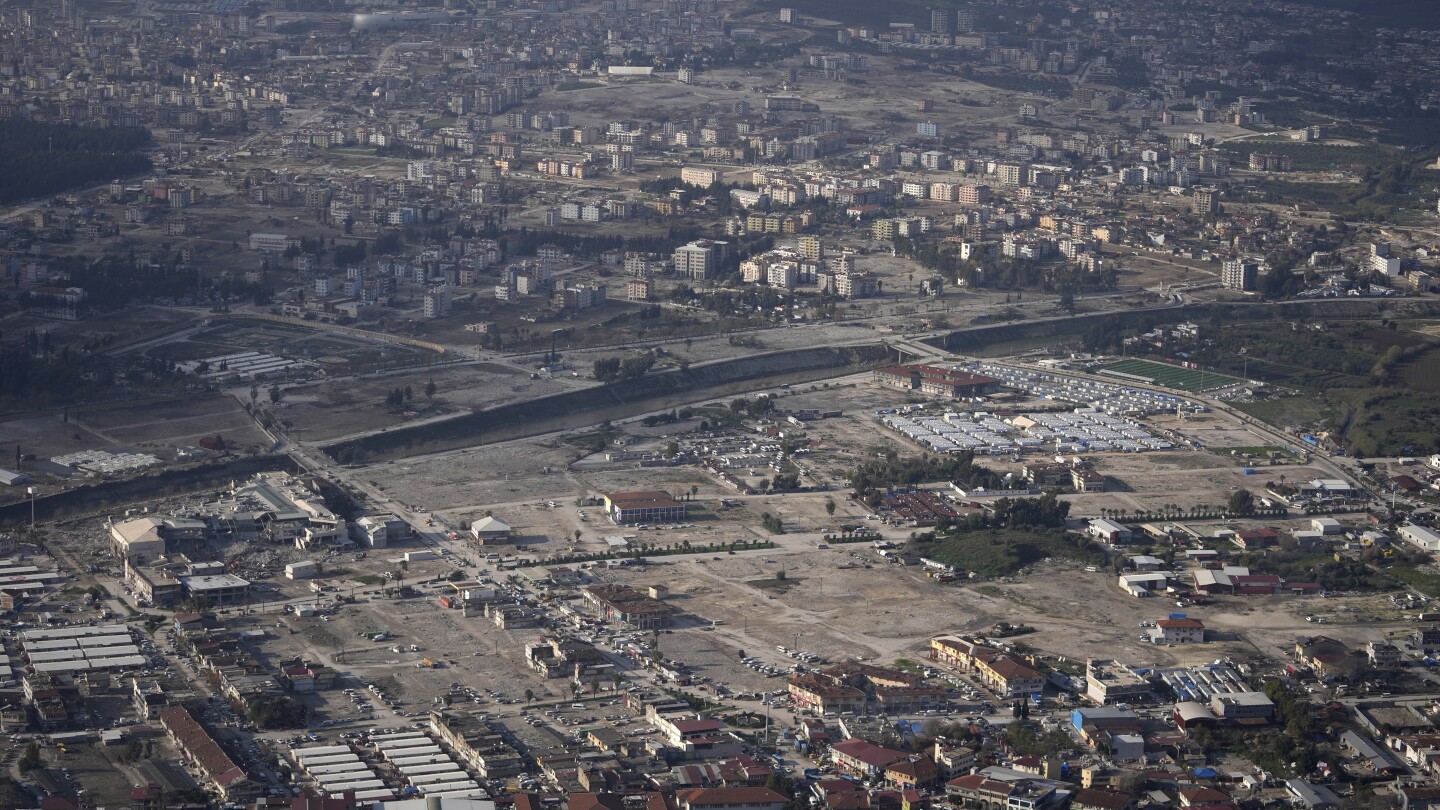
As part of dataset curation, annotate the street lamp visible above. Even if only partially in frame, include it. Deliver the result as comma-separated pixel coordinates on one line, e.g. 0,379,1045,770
26,486,36,528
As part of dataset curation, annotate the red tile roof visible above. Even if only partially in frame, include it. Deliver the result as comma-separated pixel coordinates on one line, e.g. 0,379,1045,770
158,705,252,789
986,656,1041,681
831,739,909,768
1157,618,1204,629
680,787,789,807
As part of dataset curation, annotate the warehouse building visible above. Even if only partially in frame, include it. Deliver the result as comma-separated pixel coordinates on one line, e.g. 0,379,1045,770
602,491,686,525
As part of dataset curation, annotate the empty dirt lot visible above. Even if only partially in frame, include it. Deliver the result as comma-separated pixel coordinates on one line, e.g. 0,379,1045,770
3,394,269,459
586,545,1406,685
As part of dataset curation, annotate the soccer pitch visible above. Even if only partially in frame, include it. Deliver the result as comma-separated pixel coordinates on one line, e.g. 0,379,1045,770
1096,358,1243,391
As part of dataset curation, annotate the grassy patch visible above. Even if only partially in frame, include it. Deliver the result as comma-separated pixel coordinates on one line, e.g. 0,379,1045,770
913,529,1105,578
1235,396,1335,431
300,624,340,649
1211,445,1291,458
556,81,603,91
746,576,802,593
353,575,384,586
961,71,1072,98
1332,389,1440,457
1199,322,1425,389
421,116,457,130
1244,178,1379,219
1384,565,1440,598
1220,141,1402,173
1399,347,1440,393
1238,549,1393,591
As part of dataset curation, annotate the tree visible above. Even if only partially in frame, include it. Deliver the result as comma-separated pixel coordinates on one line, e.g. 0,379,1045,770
425,379,436,400
574,529,582,543
1058,287,1076,315
594,357,622,381
771,472,801,492
525,688,535,703
1227,488,1256,516
249,696,308,729
17,742,39,773
825,497,837,516
268,385,282,404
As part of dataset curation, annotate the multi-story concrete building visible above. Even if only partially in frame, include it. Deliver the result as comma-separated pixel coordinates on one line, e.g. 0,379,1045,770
680,167,722,187
178,573,250,606
767,263,798,289
673,240,729,281
1084,660,1153,705
958,184,992,207
835,271,881,298
626,278,653,301
423,285,453,318
1192,187,1219,216
1221,258,1259,291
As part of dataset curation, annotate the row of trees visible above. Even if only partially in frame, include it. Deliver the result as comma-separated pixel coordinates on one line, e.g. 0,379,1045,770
593,352,656,382
728,396,776,418
915,493,1071,535
381,382,433,411
0,345,185,408
850,449,1003,501
0,117,152,203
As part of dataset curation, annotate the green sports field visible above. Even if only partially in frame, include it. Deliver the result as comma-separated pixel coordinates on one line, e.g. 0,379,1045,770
1096,359,1244,391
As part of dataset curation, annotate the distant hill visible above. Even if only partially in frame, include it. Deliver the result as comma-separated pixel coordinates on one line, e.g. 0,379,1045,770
1283,0,1440,28
756,0,928,28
